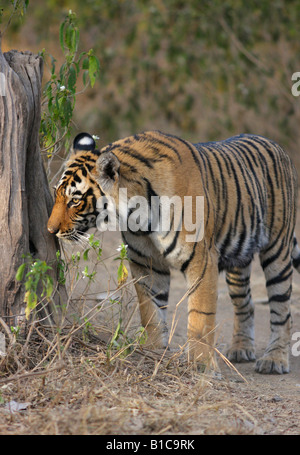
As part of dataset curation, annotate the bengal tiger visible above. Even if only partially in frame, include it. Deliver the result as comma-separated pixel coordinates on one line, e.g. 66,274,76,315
47,130,300,374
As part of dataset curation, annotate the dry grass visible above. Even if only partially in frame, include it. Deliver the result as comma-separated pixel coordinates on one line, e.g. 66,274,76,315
1,229,300,436
0,310,261,436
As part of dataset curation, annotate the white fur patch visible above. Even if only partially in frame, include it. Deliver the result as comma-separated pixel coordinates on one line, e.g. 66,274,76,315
77,136,94,146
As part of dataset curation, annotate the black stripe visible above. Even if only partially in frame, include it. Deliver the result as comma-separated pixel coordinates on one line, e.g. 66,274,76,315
154,132,183,163
239,138,267,169
188,310,215,316
140,282,169,307
270,312,291,325
85,163,94,172
124,242,147,258
129,258,170,276
144,140,179,163
232,206,248,257
119,160,138,173
63,170,74,176
186,250,208,296
179,137,203,174
117,146,154,169
85,187,94,197
181,242,197,274
229,290,251,300
143,177,159,201
250,136,280,187
266,267,293,287
74,174,82,183
219,224,232,257
269,286,292,303
261,239,285,269
153,291,169,301
232,296,252,310
163,229,180,257
235,310,253,320
226,279,250,287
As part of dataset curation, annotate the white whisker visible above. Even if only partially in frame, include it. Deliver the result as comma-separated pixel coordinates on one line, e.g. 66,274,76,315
57,227,94,251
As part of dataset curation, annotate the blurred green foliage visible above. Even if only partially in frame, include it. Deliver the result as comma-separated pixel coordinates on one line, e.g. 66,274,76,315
0,0,28,29
1,0,300,167
39,9,100,164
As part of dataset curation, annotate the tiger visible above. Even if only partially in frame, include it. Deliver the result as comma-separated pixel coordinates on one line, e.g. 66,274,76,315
47,130,300,374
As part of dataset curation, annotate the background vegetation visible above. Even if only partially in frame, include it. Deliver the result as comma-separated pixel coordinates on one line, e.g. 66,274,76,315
2,0,300,171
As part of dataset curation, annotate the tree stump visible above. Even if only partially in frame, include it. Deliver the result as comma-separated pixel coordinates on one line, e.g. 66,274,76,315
0,45,67,326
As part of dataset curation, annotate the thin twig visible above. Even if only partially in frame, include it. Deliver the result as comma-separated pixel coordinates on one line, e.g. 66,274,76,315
0,317,14,344
0,362,64,385
41,130,67,153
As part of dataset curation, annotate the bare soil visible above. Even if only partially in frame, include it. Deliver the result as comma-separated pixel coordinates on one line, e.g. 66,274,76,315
84,199,300,435
0,211,299,436
95,228,300,435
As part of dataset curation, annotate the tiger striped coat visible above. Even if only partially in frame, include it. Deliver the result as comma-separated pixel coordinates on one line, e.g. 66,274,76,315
48,131,300,374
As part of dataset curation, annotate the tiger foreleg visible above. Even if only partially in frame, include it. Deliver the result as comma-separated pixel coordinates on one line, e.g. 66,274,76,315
134,281,169,349
185,247,219,370
129,259,171,350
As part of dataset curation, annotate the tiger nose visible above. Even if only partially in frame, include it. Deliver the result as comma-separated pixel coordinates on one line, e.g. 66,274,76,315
47,226,59,235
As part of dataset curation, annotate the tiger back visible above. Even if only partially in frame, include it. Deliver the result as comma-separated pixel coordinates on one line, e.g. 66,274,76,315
48,130,300,374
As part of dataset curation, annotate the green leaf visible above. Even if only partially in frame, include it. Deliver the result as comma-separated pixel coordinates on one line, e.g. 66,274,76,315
16,263,26,281
59,21,65,53
73,28,80,54
83,248,90,261
117,262,128,286
83,70,88,86
111,319,122,345
68,65,77,91
88,55,100,88
82,57,89,70
46,279,53,298
65,24,78,54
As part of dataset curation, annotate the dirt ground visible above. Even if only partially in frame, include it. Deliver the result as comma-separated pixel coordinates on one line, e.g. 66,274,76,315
1,204,299,436
91,207,300,435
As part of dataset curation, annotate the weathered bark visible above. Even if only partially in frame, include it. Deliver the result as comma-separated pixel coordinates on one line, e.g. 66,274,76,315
0,44,67,325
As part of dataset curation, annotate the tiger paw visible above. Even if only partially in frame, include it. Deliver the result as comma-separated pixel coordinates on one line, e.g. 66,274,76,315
188,343,218,373
255,352,289,374
226,344,256,363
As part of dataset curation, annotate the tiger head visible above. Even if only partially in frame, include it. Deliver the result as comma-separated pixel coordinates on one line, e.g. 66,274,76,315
47,132,120,242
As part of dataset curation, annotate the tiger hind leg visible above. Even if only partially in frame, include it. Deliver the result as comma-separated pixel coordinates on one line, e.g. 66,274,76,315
226,264,256,363
256,245,293,374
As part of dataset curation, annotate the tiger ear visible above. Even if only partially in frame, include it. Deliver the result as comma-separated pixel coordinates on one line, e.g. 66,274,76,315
95,152,120,193
73,132,96,151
